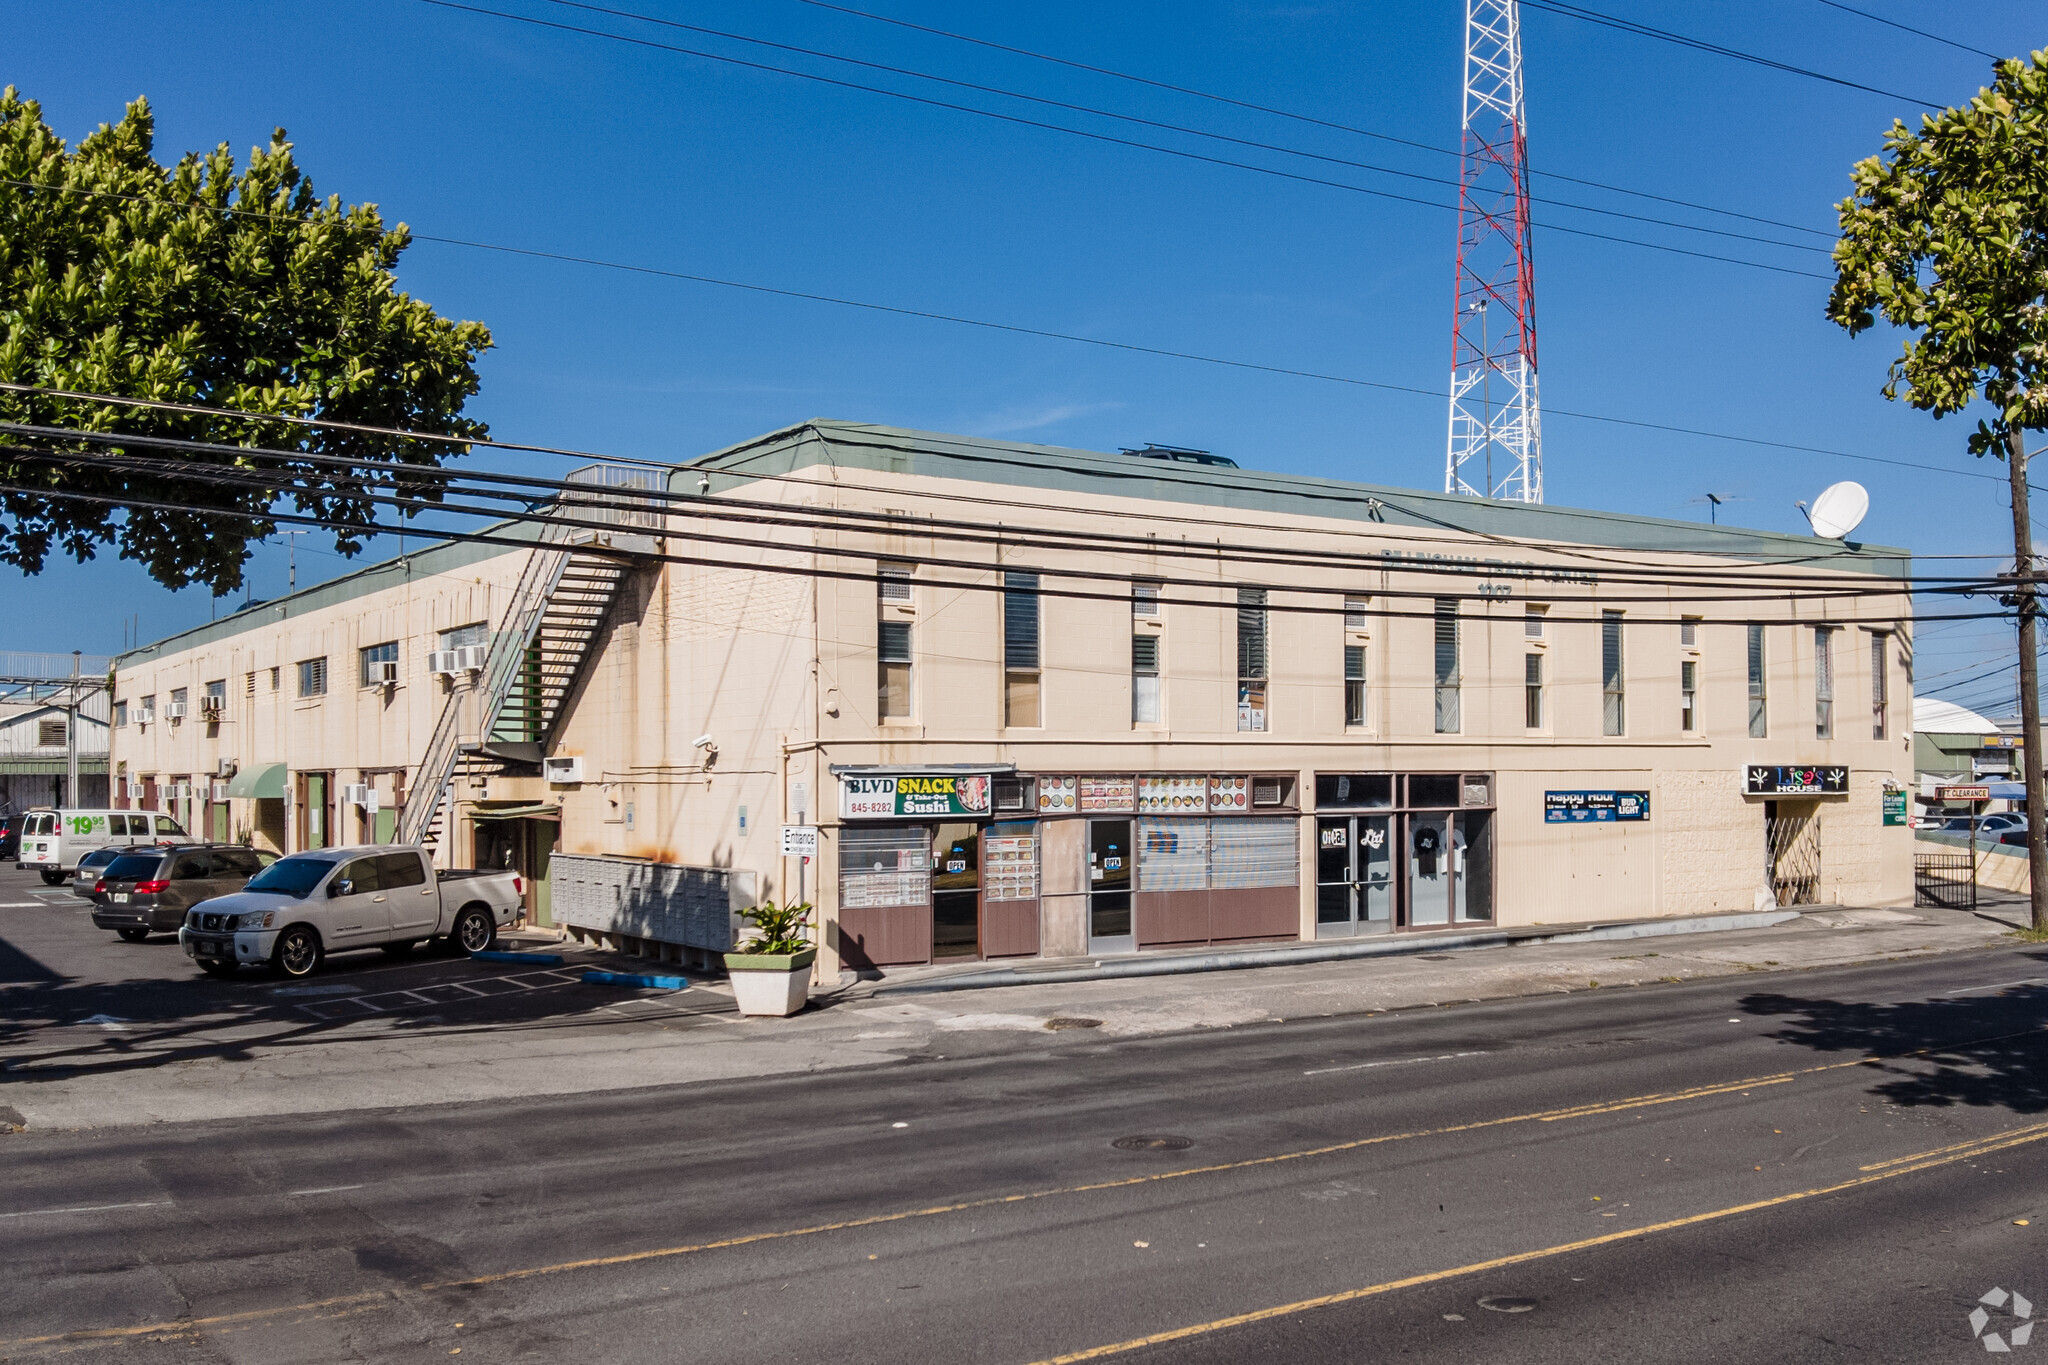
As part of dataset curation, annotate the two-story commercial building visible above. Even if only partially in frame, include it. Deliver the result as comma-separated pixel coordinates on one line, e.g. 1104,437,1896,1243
111,421,1916,973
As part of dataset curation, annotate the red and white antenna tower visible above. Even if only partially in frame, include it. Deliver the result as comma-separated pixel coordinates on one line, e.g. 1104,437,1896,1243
1445,0,1541,503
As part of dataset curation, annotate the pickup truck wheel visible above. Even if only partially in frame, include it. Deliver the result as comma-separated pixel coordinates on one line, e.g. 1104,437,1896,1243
38,870,65,886
451,905,497,955
116,927,150,943
270,925,323,979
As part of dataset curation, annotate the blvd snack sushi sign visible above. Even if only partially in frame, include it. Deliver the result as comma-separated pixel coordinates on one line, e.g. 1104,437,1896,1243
841,773,994,819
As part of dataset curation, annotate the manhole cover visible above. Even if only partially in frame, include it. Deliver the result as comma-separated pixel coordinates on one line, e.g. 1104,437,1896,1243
1046,1017,1103,1031
1478,1296,1539,1314
1112,1135,1194,1152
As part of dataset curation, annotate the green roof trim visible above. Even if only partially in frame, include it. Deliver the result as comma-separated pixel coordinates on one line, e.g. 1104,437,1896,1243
226,762,287,799
0,758,107,775
679,421,1910,577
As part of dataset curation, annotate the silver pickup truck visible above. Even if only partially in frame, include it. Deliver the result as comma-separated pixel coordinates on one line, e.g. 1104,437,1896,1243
177,844,526,979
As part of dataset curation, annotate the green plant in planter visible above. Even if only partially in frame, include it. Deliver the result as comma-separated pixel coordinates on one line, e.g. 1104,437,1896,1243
733,900,813,955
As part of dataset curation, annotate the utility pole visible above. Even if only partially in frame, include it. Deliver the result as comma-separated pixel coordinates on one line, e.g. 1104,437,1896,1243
282,530,308,593
65,650,79,809
2007,428,2047,931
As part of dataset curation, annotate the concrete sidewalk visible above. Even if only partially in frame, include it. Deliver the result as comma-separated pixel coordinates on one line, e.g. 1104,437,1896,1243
0,900,2023,1133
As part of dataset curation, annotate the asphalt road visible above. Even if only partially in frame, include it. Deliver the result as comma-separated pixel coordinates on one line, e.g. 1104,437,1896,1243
5,871,2048,1362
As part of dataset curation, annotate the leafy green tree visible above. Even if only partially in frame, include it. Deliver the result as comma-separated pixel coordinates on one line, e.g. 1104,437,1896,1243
1828,50,2048,928
0,88,492,596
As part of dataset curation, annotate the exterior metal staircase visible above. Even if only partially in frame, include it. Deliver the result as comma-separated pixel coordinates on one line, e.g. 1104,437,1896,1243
399,465,659,855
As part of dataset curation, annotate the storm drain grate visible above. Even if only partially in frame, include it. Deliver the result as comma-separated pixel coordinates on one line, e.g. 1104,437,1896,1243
1112,1135,1194,1152
1045,1017,1103,1031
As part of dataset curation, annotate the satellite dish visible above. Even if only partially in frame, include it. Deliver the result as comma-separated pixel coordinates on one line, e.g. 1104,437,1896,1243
1806,481,1870,539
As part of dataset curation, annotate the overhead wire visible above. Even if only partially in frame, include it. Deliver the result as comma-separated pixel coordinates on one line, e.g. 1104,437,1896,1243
1809,0,2001,61
0,424,1970,599
778,0,1836,240
416,0,1831,280
529,0,1827,257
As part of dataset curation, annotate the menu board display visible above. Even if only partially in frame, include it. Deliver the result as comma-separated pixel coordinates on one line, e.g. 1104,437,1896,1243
1137,774,1207,814
1079,776,1136,811
984,835,1038,902
1208,775,1251,812
1037,775,1078,813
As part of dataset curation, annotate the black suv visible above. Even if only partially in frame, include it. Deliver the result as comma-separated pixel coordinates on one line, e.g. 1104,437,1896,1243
89,844,276,941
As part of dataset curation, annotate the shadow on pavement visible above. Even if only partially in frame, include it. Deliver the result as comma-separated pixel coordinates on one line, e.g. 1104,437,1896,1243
1741,962,2048,1113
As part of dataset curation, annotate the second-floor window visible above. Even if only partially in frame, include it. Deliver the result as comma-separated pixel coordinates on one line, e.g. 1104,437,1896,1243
139,694,155,723
1814,626,1835,740
112,701,128,728
204,679,226,717
1132,633,1161,724
439,622,487,652
1871,630,1889,740
361,641,399,686
1525,653,1544,729
1434,598,1460,734
1747,624,1768,738
1237,587,1268,732
1524,605,1546,640
169,687,188,718
38,718,66,747
1681,660,1698,732
878,621,912,720
878,563,913,603
297,657,328,698
1003,571,1041,726
1132,580,1161,618
1345,645,1366,726
1602,611,1625,736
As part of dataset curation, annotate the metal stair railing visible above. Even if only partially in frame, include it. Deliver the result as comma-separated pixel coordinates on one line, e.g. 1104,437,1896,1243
399,519,575,847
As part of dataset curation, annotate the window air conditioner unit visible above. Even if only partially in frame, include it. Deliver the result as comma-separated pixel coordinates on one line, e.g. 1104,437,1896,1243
137,707,155,725
163,701,188,721
372,659,400,685
199,696,224,718
454,644,488,672
342,783,372,806
212,782,229,801
217,758,237,778
428,650,461,676
543,756,584,785
127,781,145,799
172,783,192,800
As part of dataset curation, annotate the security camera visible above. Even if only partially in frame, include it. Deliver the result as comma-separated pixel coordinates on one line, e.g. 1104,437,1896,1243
692,734,715,750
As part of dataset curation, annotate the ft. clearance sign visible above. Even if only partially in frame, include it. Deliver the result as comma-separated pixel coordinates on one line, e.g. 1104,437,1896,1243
841,773,994,820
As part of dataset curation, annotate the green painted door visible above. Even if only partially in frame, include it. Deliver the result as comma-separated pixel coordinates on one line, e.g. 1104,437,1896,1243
373,808,397,843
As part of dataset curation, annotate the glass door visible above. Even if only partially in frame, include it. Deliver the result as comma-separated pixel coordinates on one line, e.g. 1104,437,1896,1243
1088,819,1134,953
1315,818,1354,934
1317,816,1394,937
932,822,981,958
1358,816,1393,928
1407,813,1452,926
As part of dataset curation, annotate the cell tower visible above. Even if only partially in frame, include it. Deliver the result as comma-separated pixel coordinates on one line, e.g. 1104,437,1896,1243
1445,0,1541,503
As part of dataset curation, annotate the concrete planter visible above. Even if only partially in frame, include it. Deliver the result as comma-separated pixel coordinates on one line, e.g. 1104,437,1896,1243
723,946,817,1017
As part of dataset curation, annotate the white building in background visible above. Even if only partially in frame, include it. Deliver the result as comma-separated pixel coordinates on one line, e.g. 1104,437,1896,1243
0,693,109,811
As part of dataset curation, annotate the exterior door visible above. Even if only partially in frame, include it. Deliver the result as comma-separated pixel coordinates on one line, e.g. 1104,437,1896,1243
324,853,391,944
1316,816,1393,937
1407,813,1452,926
932,823,981,959
1088,819,1134,953
381,851,438,936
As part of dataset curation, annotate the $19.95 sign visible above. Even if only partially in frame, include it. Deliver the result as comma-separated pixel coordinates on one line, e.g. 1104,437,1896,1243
841,773,993,819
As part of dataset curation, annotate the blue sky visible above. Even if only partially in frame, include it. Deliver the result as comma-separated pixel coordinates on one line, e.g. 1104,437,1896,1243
8,0,2044,710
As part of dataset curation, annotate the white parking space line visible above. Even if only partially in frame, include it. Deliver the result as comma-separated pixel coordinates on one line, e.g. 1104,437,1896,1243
295,966,589,1019
1944,978,2048,996
286,1185,364,1197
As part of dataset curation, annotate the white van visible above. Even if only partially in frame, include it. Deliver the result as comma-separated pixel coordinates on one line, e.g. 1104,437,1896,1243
16,808,192,884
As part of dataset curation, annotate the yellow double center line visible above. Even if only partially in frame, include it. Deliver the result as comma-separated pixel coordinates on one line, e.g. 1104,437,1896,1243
0,1046,2014,1354
1026,1121,2048,1362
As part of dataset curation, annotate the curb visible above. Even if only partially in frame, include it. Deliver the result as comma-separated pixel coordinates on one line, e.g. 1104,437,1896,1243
866,909,1804,996
582,969,688,991
471,950,566,965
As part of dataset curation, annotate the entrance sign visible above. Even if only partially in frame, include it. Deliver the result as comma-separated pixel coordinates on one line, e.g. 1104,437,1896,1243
780,825,819,857
840,773,993,819
1742,765,1849,797
1544,791,1651,824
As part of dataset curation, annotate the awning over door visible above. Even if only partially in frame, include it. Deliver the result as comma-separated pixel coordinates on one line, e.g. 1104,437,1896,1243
226,762,287,799
468,803,563,822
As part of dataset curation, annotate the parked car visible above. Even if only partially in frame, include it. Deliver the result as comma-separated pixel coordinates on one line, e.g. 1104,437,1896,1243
69,846,129,900
89,844,277,941
177,844,525,979
0,815,20,859
16,808,191,884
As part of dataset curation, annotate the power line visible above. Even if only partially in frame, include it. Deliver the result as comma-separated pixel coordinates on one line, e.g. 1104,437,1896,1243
1810,0,2001,61
530,0,1827,258
780,0,1836,240
1,423,1971,597
416,0,1831,280
1518,0,1942,107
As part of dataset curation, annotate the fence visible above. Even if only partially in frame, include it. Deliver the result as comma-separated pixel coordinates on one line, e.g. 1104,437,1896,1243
1913,852,1977,910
